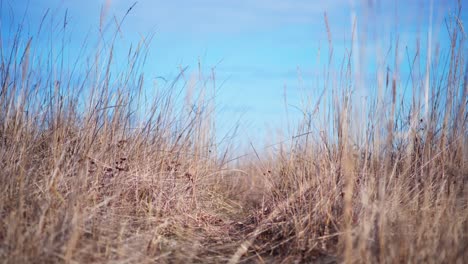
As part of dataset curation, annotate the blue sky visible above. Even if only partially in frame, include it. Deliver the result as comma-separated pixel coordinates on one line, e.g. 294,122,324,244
2,0,466,149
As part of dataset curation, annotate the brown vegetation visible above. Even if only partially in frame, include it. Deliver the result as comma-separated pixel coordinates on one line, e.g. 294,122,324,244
0,4,467,264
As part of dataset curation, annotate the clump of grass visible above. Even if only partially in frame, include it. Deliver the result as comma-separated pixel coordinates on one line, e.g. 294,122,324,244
228,6,467,264
0,5,241,263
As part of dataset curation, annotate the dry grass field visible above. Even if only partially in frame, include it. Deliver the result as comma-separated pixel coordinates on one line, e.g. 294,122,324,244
0,3,467,264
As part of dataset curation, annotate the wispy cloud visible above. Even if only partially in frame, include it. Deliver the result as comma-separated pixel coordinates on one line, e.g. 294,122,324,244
109,0,345,34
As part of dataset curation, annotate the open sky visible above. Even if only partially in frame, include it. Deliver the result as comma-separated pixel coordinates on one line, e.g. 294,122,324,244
2,0,466,148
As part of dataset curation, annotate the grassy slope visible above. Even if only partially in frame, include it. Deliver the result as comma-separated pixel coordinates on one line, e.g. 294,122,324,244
1,5,467,264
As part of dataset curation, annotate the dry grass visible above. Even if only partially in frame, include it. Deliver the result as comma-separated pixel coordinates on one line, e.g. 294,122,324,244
1,3,467,264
